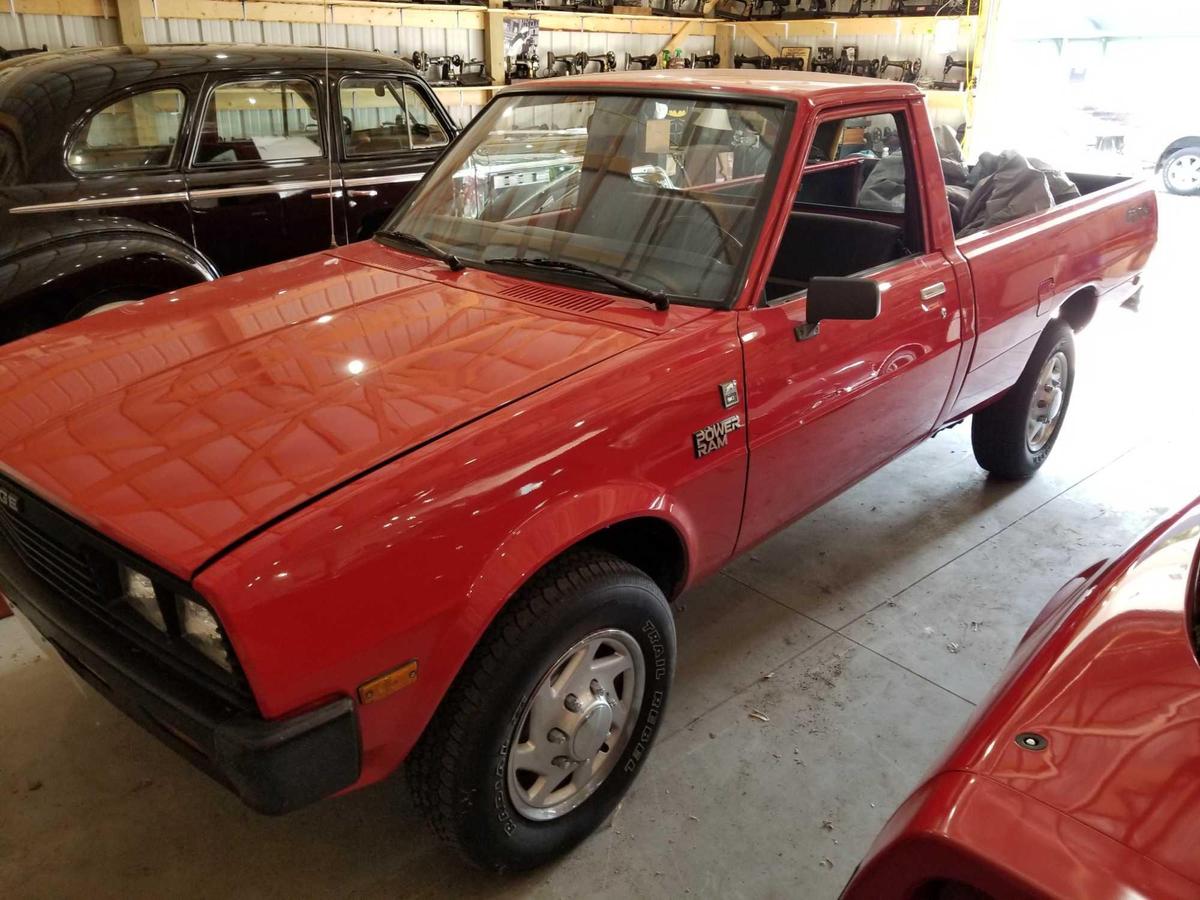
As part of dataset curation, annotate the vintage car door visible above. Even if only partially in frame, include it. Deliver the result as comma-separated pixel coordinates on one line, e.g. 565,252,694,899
735,102,966,551
184,73,340,275
4,81,196,287
334,73,453,241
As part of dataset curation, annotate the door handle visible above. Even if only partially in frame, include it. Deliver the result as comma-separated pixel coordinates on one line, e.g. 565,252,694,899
311,190,343,200
920,282,946,301
347,189,378,198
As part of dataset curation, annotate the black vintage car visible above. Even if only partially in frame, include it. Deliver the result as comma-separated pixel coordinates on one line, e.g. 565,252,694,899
0,44,457,341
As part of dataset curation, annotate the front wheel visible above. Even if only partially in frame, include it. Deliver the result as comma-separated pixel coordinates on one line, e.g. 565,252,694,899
971,319,1075,480
407,549,675,871
1162,147,1200,196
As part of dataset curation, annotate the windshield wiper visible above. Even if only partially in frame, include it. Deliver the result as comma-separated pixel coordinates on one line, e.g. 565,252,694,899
375,230,465,271
485,256,670,311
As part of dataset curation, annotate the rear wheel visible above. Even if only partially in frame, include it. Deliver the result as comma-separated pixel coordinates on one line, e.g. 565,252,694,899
1162,147,1200,196
971,319,1075,480
407,549,675,871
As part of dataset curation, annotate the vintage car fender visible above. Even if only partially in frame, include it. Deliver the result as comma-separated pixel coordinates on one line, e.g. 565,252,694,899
0,223,217,341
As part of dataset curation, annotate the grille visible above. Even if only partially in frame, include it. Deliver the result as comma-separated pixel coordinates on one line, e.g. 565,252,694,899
0,507,106,607
0,481,252,707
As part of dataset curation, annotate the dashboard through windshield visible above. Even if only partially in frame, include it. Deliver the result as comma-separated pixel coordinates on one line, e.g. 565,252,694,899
382,91,789,307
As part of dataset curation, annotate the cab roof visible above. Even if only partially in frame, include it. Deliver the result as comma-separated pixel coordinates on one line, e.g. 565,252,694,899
505,68,924,105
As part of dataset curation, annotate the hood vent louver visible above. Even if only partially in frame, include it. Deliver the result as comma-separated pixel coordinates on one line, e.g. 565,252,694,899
499,282,612,313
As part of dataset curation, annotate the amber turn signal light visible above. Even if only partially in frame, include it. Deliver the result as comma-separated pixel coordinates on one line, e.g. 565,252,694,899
358,660,418,704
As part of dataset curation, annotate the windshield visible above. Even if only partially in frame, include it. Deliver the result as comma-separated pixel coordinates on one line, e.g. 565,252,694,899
383,91,788,307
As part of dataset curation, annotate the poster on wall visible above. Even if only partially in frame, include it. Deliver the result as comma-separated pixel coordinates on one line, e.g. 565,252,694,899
504,17,540,62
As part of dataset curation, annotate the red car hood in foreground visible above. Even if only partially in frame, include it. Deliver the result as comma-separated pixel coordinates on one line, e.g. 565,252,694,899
948,497,1200,886
846,499,1200,898
0,243,672,579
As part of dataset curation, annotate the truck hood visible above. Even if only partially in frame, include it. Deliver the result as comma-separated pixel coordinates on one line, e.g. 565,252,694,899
945,500,1200,886
0,247,661,579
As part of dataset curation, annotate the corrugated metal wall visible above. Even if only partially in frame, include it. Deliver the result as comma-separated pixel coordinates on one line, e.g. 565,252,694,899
1,10,721,125
2,9,966,128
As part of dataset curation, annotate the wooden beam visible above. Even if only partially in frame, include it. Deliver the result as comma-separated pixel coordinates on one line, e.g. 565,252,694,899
115,0,144,45
661,19,699,56
714,21,734,68
485,7,506,87
739,23,778,58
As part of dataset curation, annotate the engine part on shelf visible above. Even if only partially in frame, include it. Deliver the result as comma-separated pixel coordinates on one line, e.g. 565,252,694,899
846,57,880,77
809,46,839,73
771,55,806,71
931,55,969,90
944,55,967,77
713,0,755,20
0,44,47,61
456,59,492,87
624,52,658,70
506,52,539,82
411,51,463,86
649,0,706,15
583,51,618,72
878,55,922,82
862,0,977,14
735,54,772,69
545,50,581,76
768,0,838,19
690,52,721,69
544,51,615,76
577,0,615,10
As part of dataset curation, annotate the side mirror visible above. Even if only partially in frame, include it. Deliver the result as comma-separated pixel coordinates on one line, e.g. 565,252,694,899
796,277,881,340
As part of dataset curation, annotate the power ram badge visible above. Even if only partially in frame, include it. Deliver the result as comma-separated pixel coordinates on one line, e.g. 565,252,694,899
693,415,742,459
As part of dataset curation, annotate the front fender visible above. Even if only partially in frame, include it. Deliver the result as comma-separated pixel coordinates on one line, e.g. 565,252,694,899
464,481,694,626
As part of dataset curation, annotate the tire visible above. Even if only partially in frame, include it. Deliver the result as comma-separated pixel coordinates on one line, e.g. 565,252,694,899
407,549,675,871
1161,147,1200,196
971,319,1075,480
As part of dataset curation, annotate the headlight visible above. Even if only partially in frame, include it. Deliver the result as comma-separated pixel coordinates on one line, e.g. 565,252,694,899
177,596,233,672
121,566,165,632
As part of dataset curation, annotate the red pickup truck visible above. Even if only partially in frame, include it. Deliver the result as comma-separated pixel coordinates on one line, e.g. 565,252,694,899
0,71,1156,871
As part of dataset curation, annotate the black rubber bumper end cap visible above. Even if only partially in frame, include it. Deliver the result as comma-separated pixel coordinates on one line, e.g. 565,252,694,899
212,697,361,815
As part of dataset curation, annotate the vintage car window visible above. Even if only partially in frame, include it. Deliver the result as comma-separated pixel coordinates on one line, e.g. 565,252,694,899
67,88,185,173
195,79,323,166
383,92,786,307
401,84,449,148
340,78,448,157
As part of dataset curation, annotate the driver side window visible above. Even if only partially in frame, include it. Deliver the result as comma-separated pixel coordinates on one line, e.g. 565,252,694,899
339,78,448,157
765,110,923,304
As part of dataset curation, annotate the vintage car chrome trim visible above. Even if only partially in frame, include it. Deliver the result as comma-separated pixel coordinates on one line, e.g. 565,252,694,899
343,172,425,187
9,191,191,214
188,180,334,200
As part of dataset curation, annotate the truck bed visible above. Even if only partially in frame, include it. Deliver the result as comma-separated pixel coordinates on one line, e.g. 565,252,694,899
947,172,1156,419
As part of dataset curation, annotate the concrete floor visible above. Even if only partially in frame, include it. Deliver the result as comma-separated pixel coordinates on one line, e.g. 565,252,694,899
2,195,1197,900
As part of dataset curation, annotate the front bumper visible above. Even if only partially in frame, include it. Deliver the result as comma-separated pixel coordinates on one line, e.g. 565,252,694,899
1,544,361,815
